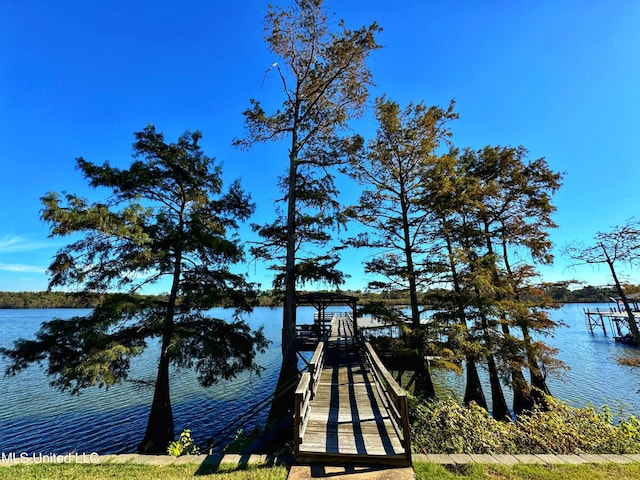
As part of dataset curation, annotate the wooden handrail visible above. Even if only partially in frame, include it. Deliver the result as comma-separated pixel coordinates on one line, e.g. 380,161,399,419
293,337,327,454
308,336,326,397
362,340,412,464
294,373,311,452
346,312,357,337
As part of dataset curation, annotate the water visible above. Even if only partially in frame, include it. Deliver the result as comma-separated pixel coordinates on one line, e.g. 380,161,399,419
431,303,640,417
0,306,302,454
0,304,639,455
544,303,640,412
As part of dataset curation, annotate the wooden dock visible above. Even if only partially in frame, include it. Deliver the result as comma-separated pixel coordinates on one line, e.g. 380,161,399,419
294,313,411,466
584,307,639,343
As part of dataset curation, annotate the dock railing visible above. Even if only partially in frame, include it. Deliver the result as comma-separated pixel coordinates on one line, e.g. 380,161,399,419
294,336,327,454
308,332,326,396
362,340,412,465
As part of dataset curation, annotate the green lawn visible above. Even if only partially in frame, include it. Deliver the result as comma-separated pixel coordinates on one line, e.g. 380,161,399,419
2,460,640,479
414,461,640,480
0,462,288,480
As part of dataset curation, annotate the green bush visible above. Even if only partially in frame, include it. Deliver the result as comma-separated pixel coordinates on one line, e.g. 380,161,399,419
410,396,517,454
167,429,200,457
222,426,263,454
516,401,640,453
410,396,640,455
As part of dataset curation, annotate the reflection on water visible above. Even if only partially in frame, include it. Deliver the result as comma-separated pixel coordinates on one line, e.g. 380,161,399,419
0,304,639,453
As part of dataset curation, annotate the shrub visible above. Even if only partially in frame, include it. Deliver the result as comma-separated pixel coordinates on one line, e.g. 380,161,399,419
167,429,200,457
410,396,517,454
517,399,640,454
222,427,263,454
410,396,640,455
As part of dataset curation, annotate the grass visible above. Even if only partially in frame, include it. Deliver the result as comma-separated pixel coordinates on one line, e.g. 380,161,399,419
2,459,640,479
413,461,640,480
0,462,288,480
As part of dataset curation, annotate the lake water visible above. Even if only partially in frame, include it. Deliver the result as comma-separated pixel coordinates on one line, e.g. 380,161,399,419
0,304,639,454
430,303,640,417
0,306,291,455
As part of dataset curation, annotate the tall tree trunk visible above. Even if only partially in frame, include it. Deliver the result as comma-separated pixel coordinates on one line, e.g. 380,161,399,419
468,226,511,422
473,278,512,421
484,223,531,416
267,285,297,426
139,291,177,453
501,236,552,405
501,324,534,415
511,368,534,416
486,354,512,422
602,244,640,344
267,134,300,433
523,322,552,407
478,304,511,421
139,244,183,453
265,361,297,446
441,218,488,408
407,272,421,328
413,349,436,399
464,357,488,410
530,360,552,407
138,349,174,453
400,189,436,397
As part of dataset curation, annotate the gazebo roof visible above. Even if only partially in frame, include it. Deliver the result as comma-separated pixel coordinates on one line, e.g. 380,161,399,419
295,292,359,308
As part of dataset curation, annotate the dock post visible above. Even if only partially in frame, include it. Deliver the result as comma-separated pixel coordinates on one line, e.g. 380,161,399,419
599,310,607,335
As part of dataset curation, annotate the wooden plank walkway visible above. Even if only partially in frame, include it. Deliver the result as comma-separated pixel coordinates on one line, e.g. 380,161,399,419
295,314,409,465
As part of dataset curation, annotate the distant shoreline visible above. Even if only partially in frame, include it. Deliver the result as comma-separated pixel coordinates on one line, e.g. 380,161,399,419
0,285,630,309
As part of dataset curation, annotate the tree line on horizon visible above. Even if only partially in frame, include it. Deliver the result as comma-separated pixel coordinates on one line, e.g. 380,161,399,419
1,284,637,310
3,0,640,455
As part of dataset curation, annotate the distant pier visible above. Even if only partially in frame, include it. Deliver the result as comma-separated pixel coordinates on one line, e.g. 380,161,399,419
584,302,639,344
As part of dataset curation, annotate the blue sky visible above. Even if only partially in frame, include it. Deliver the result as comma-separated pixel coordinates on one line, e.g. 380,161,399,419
1,0,640,293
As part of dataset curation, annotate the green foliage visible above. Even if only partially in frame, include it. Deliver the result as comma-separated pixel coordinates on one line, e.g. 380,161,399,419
236,0,381,293
167,429,200,457
517,401,640,454
411,396,640,455
0,125,268,453
235,0,382,425
0,309,146,393
273,440,294,457
0,291,103,309
411,396,517,454
344,97,458,312
542,284,640,303
222,426,263,454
